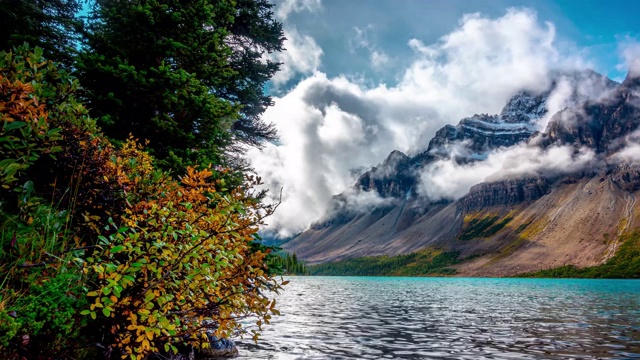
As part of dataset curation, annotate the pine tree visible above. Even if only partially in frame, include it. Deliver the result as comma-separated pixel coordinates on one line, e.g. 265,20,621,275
0,0,82,68
224,0,284,148
76,0,284,170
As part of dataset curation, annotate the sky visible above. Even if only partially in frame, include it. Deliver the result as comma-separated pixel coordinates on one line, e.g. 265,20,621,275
246,0,640,237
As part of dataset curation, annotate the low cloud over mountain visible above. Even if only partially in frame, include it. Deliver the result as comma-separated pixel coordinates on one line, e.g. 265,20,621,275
247,8,639,238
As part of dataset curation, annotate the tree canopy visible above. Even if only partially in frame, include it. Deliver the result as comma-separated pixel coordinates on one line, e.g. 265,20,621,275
0,0,82,68
77,0,284,170
0,0,288,358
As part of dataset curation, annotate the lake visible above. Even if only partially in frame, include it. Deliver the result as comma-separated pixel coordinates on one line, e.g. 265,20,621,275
236,277,640,359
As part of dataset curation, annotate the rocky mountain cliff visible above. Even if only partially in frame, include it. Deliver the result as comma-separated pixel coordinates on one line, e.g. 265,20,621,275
284,70,640,276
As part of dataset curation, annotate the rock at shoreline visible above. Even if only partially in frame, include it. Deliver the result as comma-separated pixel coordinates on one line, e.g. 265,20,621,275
198,335,239,358
148,334,239,360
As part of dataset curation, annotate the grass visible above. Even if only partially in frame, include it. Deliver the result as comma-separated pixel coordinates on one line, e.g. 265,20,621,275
309,248,460,276
514,222,532,234
459,215,513,241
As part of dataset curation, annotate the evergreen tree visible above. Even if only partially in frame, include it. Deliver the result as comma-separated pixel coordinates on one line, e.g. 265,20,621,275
224,0,284,148
76,0,284,169
0,0,82,68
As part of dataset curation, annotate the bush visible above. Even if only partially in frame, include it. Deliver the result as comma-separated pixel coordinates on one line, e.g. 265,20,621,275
1,46,285,359
81,140,284,359
0,45,94,358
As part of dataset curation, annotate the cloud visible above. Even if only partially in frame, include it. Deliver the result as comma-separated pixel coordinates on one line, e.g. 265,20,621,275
270,28,323,86
370,51,391,70
349,25,373,51
617,37,640,78
536,70,617,130
418,143,596,201
339,188,394,214
612,129,640,164
350,25,392,71
275,0,322,21
248,8,594,237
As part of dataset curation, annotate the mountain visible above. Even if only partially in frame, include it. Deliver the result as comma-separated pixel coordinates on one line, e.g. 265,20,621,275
283,70,640,276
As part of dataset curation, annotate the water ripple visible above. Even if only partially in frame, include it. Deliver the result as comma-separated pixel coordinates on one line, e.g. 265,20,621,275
237,277,640,359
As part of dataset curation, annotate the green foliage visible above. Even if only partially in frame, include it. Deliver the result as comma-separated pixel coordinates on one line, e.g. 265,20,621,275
459,215,513,241
0,189,88,357
80,143,285,359
0,0,82,68
310,249,460,276
0,46,95,358
1,46,62,190
224,0,284,146
269,252,309,275
0,44,97,185
0,45,118,242
0,271,88,354
1,4,287,357
522,230,640,278
77,0,284,170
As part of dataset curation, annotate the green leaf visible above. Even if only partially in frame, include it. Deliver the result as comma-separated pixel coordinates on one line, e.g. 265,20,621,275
80,310,91,315
33,46,43,59
3,121,27,131
111,245,125,253
102,308,111,317
0,159,15,169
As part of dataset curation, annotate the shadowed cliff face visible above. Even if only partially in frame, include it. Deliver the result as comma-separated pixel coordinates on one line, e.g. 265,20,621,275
356,150,415,198
611,164,640,192
284,69,640,276
545,75,640,154
461,178,550,212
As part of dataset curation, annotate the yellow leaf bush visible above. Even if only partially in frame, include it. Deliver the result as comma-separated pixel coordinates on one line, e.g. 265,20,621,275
83,139,284,359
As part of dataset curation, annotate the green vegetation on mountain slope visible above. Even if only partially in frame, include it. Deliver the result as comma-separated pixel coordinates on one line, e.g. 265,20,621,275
309,248,460,276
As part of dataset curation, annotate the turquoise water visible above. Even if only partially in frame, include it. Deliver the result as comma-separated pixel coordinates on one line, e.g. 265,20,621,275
237,277,640,359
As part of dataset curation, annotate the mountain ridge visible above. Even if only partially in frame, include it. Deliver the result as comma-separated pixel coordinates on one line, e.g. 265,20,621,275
283,69,640,276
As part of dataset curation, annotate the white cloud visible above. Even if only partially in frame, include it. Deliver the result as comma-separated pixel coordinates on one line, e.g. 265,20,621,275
612,129,640,164
275,0,322,21
536,70,616,130
418,143,596,201
249,8,594,237
617,37,640,78
370,51,391,70
340,188,394,214
270,28,323,86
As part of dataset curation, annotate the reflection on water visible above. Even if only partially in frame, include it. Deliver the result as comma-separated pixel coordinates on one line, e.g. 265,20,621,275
237,277,640,359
